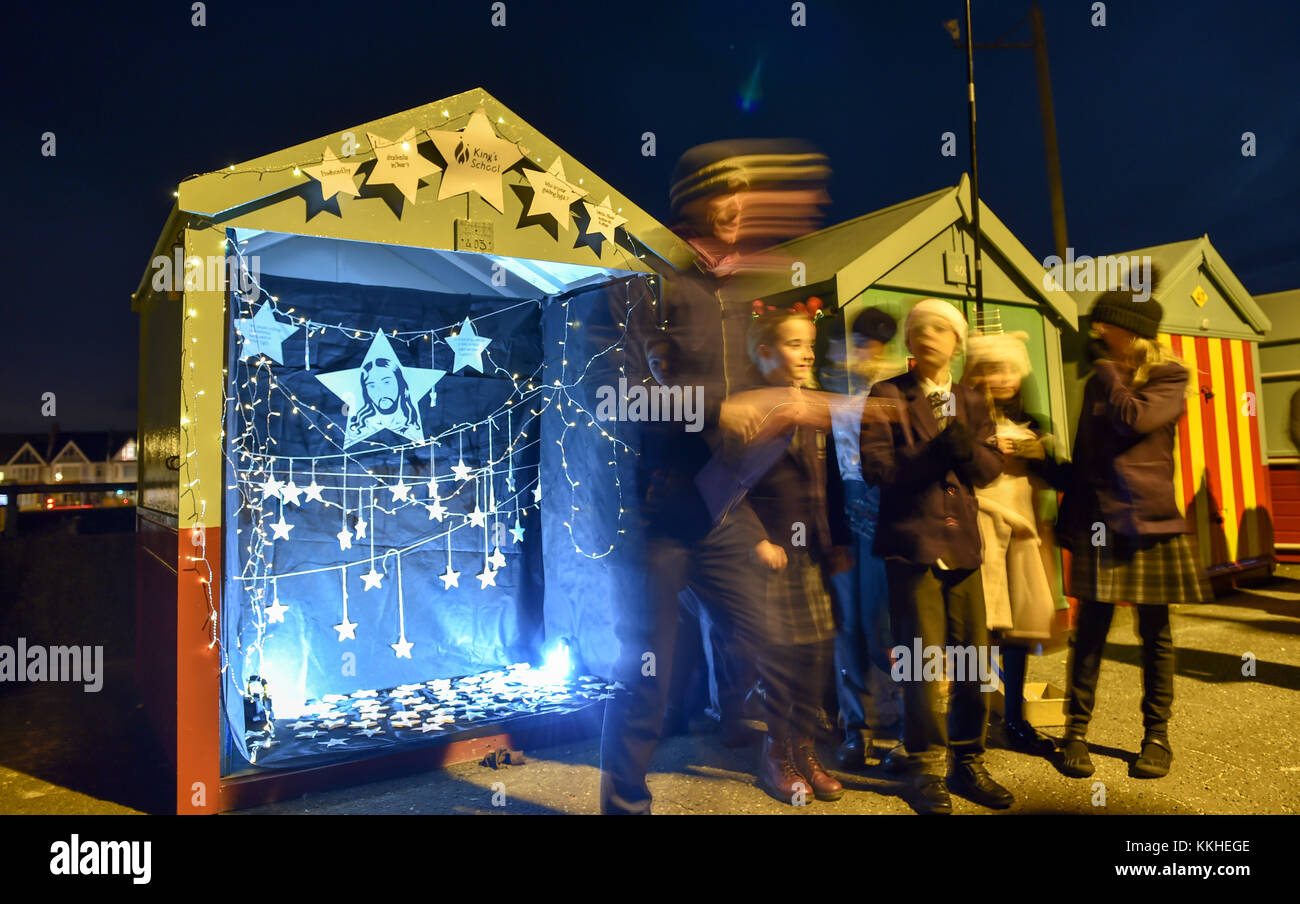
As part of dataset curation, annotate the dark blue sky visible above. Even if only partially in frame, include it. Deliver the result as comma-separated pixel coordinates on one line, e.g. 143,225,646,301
3,0,1296,432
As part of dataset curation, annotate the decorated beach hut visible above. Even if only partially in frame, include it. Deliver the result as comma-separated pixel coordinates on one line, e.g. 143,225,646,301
1072,236,1274,583
131,88,693,812
1254,289,1300,563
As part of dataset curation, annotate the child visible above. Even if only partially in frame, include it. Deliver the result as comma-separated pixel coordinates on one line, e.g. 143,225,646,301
962,330,1066,756
1056,284,1212,779
861,298,1011,815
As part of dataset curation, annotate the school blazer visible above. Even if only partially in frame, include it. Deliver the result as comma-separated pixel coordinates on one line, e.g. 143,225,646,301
860,372,1003,569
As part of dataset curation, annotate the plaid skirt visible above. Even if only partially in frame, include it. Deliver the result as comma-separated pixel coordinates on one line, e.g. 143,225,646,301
1070,532,1213,605
760,547,836,645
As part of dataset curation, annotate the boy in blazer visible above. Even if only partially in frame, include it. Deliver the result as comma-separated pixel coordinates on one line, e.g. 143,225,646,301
860,299,1011,814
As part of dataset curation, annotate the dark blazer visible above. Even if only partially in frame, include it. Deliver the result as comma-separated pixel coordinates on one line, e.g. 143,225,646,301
860,372,1003,568
1057,360,1190,547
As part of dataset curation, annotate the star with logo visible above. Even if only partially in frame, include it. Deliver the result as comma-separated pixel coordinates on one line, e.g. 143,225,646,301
426,110,524,213
316,331,445,449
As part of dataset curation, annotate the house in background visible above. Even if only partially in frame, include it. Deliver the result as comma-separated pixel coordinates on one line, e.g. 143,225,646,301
0,427,137,510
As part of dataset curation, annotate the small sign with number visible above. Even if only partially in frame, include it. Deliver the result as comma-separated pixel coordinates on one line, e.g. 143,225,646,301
455,219,494,254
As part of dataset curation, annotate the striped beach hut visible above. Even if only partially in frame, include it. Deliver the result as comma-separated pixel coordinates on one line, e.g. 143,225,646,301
1254,289,1300,563
1074,236,1274,583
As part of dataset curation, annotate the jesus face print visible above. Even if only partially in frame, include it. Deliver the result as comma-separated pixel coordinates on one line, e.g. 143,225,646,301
348,358,419,440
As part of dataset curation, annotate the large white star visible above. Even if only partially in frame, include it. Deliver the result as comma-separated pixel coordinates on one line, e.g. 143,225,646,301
361,567,384,591
270,517,294,540
523,157,587,231
446,318,492,374
439,564,461,589
316,331,445,448
365,129,441,203
279,481,303,506
235,304,299,364
425,110,524,213
302,146,364,200
580,195,629,247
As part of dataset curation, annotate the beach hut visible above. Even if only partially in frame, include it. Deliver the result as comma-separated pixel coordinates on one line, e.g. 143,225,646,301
1254,289,1300,563
1071,237,1274,583
131,87,693,812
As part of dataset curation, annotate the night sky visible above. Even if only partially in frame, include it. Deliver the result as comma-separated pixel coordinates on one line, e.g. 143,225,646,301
3,0,1296,432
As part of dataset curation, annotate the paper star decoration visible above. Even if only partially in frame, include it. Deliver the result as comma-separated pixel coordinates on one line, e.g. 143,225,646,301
260,475,285,499
488,547,507,570
426,497,448,522
365,129,441,203
354,517,368,540
533,484,543,503
270,517,294,541
580,195,629,247
446,317,492,374
452,459,474,482
265,598,289,623
279,481,303,506
426,110,524,213
361,567,384,591
439,564,461,589
510,519,525,544
290,720,314,730
391,637,414,659
334,617,358,641
302,147,364,200
476,568,498,589
468,507,488,528
323,738,348,748
336,527,353,550
316,331,445,448
522,157,587,231
235,303,300,364
390,480,411,502
303,480,325,504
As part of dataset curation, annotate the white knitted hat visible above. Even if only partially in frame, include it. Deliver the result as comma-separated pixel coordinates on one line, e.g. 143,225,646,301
905,298,968,346
966,330,1032,377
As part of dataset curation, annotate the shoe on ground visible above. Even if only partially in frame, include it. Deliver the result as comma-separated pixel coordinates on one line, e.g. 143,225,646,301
790,737,844,801
947,762,1014,809
1002,718,1056,756
881,743,912,774
1057,738,1095,778
758,735,813,805
910,774,951,815
835,730,871,771
1132,739,1173,778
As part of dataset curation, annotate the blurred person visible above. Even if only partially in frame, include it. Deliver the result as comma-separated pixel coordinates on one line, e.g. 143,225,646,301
961,330,1068,757
860,299,1012,815
1055,277,1212,780
818,307,905,769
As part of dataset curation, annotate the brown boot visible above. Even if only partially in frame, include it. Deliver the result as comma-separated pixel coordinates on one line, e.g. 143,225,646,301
789,736,845,801
758,734,812,805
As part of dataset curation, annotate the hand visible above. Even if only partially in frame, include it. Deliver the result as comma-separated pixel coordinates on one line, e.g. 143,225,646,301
1085,338,1110,365
995,435,1016,455
719,398,764,442
939,420,974,462
1012,437,1046,460
826,545,854,576
753,539,788,572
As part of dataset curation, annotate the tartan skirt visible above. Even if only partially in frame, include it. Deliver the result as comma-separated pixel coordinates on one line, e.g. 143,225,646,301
1069,532,1213,605
760,547,836,645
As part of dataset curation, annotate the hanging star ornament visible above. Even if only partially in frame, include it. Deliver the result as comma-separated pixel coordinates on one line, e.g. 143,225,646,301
265,598,289,623
364,129,441,203
354,516,368,539
522,157,587,231
487,547,507,570
334,617,358,641
476,567,498,589
578,195,629,250
426,110,524,213
270,516,294,540
235,304,300,364
303,480,325,504
316,331,445,448
446,317,492,374
468,507,488,528
279,481,303,506
510,519,525,544
439,564,461,589
361,567,384,591
451,459,474,482
391,637,414,659
302,147,364,200
426,497,448,521
260,475,285,499
390,480,411,502
336,527,353,550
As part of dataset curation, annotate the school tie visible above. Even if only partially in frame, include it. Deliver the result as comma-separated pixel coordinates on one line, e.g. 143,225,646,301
927,391,951,429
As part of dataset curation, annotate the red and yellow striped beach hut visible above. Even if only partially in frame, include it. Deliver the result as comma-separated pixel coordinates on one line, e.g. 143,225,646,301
1074,237,1274,584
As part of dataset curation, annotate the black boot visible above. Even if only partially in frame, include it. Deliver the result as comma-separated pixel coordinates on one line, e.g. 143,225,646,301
835,729,871,770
